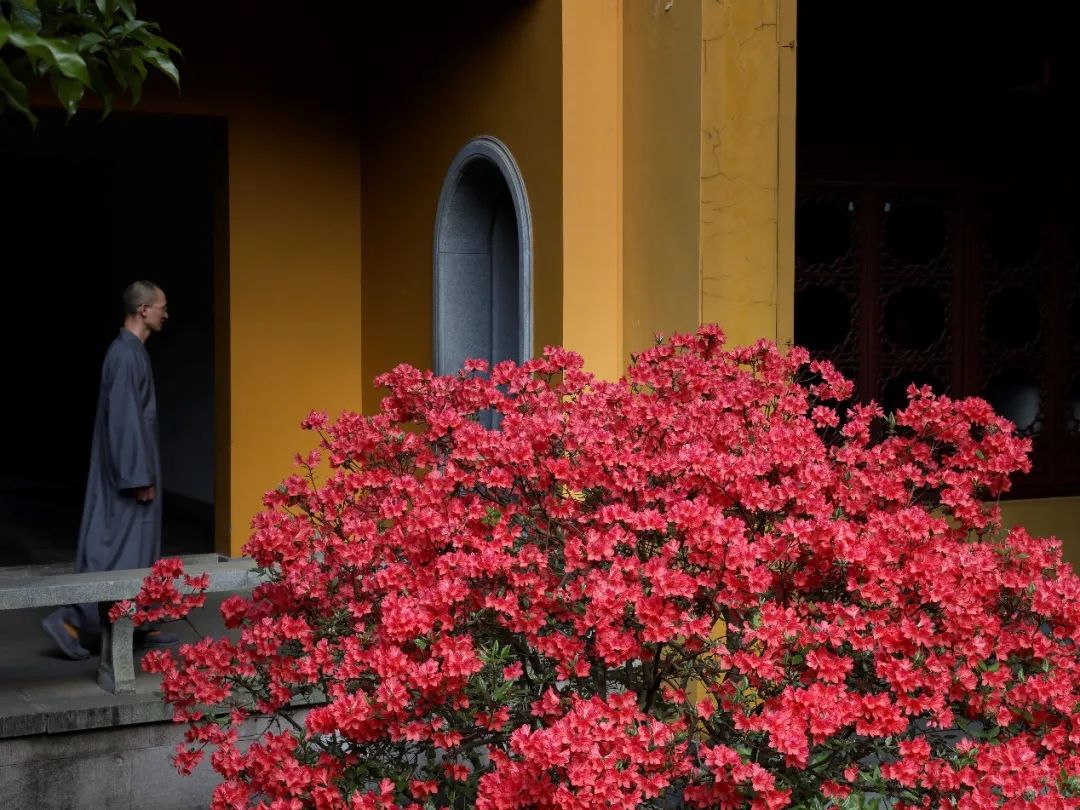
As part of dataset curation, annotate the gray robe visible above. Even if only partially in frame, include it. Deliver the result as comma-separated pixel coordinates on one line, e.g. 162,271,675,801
60,328,162,634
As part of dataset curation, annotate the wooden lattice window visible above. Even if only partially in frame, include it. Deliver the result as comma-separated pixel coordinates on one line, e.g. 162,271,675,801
795,179,1080,498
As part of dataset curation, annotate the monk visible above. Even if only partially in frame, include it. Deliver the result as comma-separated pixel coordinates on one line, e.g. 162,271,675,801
42,280,177,659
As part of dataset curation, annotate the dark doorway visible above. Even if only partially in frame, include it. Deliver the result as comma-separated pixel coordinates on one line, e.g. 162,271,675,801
0,110,224,565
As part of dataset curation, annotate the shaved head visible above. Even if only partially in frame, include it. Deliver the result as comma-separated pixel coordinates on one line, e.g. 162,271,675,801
121,281,162,316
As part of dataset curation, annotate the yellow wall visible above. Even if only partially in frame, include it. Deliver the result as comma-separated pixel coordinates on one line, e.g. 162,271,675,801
562,0,624,381
622,0,702,361
999,498,1080,569
699,0,796,347
360,3,564,412
224,111,364,555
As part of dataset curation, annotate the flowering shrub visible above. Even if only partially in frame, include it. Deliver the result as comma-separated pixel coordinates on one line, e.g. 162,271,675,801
129,326,1080,809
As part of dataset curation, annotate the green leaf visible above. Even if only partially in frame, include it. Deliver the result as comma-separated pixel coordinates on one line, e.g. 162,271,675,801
126,54,144,104
0,59,36,124
79,31,106,51
87,60,113,118
143,49,179,86
53,74,85,115
8,28,92,85
134,27,179,55
0,18,10,49
105,51,129,89
116,0,136,20
115,19,146,38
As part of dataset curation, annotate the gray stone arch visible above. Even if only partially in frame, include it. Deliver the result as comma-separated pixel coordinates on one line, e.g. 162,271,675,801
433,136,533,376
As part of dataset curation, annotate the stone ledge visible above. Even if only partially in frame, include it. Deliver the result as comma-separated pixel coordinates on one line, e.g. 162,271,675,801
0,557,259,610
0,553,227,580
0,691,173,741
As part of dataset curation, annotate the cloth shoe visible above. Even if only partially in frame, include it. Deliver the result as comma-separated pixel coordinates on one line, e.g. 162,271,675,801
42,613,91,660
134,628,180,648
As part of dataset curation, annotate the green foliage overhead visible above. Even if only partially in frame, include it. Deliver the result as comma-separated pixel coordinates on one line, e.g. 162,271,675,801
0,0,179,124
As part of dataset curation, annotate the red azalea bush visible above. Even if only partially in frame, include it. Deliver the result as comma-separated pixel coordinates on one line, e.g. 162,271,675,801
126,326,1080,809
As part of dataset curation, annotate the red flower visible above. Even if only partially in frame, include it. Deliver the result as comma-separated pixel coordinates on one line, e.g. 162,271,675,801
125,326,1080,809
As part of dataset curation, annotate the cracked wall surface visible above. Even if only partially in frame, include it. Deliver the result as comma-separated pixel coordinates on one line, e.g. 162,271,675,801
700,0,795,346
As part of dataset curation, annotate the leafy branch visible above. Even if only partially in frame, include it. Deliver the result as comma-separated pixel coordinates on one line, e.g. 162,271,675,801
0,0,178,124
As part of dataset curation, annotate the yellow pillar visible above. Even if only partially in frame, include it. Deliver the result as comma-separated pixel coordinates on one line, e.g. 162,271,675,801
699,0,796,348
621,0,702,362
562,0,624,381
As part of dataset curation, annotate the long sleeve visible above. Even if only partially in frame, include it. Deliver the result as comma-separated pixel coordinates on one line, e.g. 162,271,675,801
103,349,155,491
